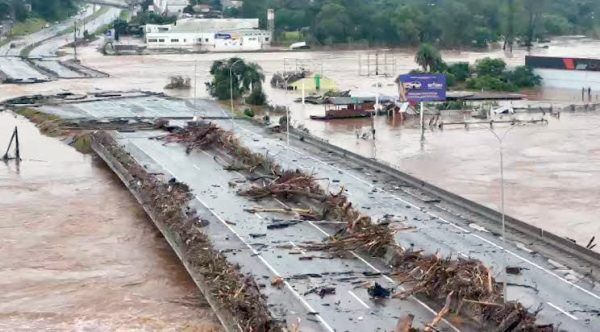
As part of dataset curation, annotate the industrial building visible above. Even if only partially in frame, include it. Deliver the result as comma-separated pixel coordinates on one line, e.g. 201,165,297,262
144,18,272,51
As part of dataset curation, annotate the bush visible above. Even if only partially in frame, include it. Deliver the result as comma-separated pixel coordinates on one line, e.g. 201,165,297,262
243,108,255,118
444,72,457,87
245,87,267,106
475,58,506,77
504,66,542,88
447,62,470,82
466,75,517,92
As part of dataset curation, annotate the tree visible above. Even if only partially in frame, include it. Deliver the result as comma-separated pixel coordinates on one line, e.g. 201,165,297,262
475,58,507,77
313,3,351,44
206,58,266,101
523,0,546,46
415,44,443,72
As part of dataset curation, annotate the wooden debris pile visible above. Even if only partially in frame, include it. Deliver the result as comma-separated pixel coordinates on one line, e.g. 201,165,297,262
93,132,276,331
157,122,278,173
390,249,550,331
151,122,550,331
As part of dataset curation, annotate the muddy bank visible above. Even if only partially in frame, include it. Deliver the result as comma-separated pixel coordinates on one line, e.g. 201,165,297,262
0,112,221,331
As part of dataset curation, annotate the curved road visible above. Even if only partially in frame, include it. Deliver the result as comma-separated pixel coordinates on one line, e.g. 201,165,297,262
0,6,93,56
29,7,121,58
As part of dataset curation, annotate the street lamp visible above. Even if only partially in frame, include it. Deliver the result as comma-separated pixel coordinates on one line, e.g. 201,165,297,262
487,123,516,304
229,59,243,132
284,78,292,146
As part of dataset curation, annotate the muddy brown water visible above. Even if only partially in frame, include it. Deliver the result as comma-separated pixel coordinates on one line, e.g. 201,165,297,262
0,112,221,331
0,36,598,255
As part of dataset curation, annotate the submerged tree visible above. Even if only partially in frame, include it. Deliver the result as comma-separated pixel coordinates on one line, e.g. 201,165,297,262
206,57,266,102
415,43,443,72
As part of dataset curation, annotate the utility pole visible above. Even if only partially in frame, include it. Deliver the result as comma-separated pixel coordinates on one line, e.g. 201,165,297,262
73,21,78,62
420,102,425,141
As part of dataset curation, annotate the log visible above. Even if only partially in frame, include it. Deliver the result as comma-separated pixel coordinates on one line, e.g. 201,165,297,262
395,314,414,332
424,291,454,332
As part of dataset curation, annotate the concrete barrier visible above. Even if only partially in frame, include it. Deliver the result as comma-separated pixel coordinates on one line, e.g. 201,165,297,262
293,129,600,268
91,139,241,332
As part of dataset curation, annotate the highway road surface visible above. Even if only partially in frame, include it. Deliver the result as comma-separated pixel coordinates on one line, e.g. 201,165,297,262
212,119,600,331
115,130,468,331
29,7,121,58
34,94,600,330
107,115,600,331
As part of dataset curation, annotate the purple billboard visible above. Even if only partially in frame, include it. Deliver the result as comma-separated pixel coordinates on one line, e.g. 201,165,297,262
398,73,447,102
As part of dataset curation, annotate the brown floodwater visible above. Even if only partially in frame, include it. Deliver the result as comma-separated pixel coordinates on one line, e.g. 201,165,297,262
0,36,598,251
0,112,220,331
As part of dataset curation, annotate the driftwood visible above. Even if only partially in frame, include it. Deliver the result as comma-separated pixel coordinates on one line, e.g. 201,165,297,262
396,314,415,332
153,122,552,331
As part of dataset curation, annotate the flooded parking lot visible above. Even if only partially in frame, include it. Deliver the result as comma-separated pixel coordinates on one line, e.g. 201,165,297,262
0,112,220,331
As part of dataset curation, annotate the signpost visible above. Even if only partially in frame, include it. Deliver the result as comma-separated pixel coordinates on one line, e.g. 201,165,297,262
398,74,447,141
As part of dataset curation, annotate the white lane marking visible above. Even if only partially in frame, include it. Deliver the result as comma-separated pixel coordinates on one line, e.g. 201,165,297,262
459,252,469,258
275,189,461,331
348,290,370,309
289,241,307,256
235,126,600,301
546,302,579,320
147,156,335,332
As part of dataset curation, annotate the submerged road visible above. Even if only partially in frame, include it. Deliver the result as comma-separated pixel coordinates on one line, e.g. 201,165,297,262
208,119,600,331
32,93,599,330
116,131,466,331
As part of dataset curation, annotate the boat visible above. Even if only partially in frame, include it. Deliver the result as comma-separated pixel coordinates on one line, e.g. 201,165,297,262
310,97,375,120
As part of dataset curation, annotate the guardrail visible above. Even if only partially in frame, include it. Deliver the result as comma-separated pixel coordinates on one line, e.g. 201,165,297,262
292,129,600,268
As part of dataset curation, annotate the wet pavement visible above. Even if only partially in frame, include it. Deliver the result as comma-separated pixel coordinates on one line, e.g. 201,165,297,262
0,112,220,331
1,39,593,253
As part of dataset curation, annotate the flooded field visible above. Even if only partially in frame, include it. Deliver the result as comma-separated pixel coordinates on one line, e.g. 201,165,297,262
0,112,220,331
0,37,598,251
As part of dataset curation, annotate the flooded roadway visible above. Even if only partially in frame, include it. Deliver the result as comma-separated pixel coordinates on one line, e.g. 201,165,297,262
0,112,220,331
0,37,598,254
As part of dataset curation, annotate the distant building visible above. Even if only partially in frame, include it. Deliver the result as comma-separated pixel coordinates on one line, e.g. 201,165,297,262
153,0,189,16
145,18,272,51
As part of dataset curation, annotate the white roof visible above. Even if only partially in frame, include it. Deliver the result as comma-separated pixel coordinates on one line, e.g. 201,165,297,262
171,18,259,32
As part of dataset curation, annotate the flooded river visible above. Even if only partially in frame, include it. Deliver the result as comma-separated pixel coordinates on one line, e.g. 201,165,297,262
0,36,598,257
0,113,220,330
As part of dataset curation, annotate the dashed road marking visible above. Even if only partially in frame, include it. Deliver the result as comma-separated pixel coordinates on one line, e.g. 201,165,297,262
348,290,370,309
547,302,579,320
234,127,600,301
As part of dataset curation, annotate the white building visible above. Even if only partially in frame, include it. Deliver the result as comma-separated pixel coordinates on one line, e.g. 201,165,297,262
145,18,272,51
153,0,189,16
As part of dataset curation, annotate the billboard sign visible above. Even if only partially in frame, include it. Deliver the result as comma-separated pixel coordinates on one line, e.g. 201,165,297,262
398,73,447,102
215,33,232,40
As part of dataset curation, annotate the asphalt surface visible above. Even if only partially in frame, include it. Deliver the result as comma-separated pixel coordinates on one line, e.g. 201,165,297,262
0,6,120,82
116,130,467,332
0,6,93,57
0,57,49,82
29,7,121,58
210,119,600,331
39,95,600,330
31,59,85,78
40,96,207,119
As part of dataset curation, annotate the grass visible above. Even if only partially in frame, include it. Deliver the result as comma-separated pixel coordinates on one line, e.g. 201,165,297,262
17,108,64,137
72,133,93,153
9,17,48,37
277,31,304,46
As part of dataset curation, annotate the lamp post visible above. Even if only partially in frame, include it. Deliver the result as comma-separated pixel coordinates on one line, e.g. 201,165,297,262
488,124,516,304
229,59,243,132
283,76,294,146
